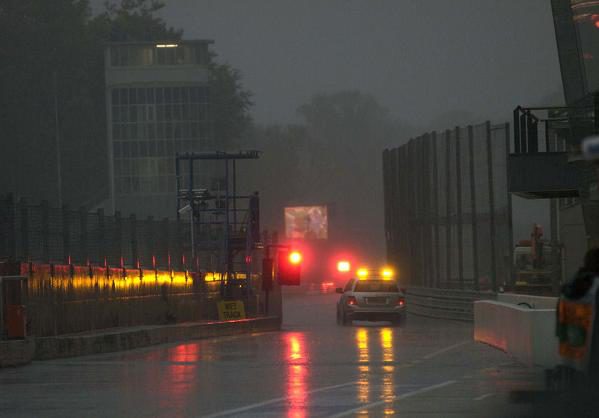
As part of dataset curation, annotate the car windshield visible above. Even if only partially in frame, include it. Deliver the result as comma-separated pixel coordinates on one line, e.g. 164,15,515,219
353,280,399,293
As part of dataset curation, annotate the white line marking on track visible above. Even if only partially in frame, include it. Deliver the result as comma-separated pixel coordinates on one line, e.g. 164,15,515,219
326,380,457,418
203,340,468,417
422,340,470,359
201,381,357,417
473,393,494,401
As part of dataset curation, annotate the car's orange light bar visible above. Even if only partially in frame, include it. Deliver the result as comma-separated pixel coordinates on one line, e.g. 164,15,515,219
381,267,394,279
356,268,369,278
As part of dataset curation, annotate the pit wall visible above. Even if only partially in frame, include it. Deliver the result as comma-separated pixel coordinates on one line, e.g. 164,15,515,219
474,295,560,368
9,262,264,337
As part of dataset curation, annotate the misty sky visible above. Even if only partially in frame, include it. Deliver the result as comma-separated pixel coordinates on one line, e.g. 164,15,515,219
151,0,562,128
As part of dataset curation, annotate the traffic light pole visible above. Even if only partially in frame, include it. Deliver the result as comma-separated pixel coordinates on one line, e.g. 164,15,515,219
263,243,290,315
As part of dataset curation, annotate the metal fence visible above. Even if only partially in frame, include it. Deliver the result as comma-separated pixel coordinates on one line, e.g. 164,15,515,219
383,121,512,291
0,194,191,271
0,196,269,337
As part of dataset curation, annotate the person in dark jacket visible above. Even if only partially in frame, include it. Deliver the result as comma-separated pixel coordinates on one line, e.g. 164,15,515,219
561,248,599,300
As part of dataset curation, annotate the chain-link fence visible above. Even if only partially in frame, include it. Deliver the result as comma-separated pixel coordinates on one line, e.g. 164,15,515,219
383,121,512,291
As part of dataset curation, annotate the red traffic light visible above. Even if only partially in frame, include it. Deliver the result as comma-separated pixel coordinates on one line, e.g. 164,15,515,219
278,250,301,286
289,251,302,265
337,260,351,272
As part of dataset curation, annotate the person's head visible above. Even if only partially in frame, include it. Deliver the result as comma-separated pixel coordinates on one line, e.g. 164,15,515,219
583,248,599,273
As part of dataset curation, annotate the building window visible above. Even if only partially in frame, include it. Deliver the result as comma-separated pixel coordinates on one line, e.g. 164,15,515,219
111,85,210,197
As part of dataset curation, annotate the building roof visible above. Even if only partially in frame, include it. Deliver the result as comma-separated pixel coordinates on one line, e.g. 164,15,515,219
107,39,214,46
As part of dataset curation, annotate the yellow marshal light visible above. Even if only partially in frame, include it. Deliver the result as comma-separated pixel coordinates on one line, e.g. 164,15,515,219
357,268,369,279
381,267,394,279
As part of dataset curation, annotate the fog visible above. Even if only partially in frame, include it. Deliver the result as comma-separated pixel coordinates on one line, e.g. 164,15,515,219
149,0,561,259
7,0,564,266
155,0,562,126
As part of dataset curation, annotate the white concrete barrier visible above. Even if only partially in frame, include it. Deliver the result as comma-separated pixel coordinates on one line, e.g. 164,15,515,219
474,300,560,368
497,293,558,309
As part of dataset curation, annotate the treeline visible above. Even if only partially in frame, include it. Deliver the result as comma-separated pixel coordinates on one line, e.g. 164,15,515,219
241,91,412,260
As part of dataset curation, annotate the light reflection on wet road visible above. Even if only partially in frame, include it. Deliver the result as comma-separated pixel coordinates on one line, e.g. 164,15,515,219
0,292,545,417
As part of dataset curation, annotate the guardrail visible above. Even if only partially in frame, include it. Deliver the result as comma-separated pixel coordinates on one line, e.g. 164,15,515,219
406,287,496,322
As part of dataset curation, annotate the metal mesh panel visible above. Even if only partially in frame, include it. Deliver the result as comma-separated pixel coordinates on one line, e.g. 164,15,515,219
459,127,474,285
383,121,512,290
86,212,102,265
491,124,511,285
67,209,82,263
436,132,447,286
28,205,44,262
47,208,63,262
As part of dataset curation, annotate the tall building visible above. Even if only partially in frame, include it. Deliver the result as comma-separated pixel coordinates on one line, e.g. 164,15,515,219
105,40,214,218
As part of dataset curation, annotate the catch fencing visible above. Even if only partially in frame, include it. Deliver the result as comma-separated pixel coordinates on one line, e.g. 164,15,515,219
383,121,512,292
0,196,266,337
0,194,192,270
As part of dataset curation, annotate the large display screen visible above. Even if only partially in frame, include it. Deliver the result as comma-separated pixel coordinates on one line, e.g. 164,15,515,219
284,206,328,240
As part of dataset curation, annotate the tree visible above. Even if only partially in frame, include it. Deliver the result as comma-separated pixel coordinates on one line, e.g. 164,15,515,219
0,0,98,204
296,91,406,259
209,61,253,150
95,0,182,42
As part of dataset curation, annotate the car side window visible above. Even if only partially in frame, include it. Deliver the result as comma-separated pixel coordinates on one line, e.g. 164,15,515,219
344,279,355,292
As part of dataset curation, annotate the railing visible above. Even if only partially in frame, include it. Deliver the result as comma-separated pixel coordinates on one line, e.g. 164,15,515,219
383,121,512,292
513,106,571,154
406,287,496,322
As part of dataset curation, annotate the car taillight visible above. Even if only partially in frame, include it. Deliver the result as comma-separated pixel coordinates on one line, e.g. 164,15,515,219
397,297,405,307
347,296,357,306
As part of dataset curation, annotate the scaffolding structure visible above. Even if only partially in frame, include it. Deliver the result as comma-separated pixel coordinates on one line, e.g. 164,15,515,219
175,151,261,295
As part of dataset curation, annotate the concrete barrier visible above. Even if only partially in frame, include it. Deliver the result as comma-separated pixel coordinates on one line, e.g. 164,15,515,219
34,316,281,361
0,338,35,367
497,293,558,309
474,300,560,368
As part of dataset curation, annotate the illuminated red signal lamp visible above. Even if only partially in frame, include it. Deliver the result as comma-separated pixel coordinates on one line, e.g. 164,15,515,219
289,251,302,265
337,260,351,272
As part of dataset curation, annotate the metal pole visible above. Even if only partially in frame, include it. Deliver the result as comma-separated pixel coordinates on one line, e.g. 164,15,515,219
53,72,63,208
468,126,480,291
514,108,521,153
455,127,464,289
175,155,181,221
486,122,498,292
190,211,195,263
188,157,194,270
505,122,514,290
432,132,440,288
445,130,452,288
233,160,237,228
224,158,230,285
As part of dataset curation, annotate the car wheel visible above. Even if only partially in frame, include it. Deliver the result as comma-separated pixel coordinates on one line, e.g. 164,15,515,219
392,313,406,327
341,310,351,326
